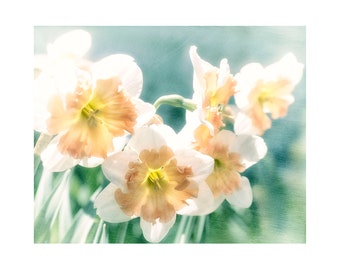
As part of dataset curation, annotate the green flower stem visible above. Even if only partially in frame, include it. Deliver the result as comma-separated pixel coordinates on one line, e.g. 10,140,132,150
174,215,189,243
153,94,197,112
194,215,206,243
93,219,104,243
116,222,129,243
183,216,194,241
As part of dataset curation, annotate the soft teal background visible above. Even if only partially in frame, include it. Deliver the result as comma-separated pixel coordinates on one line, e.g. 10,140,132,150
34,26,306,243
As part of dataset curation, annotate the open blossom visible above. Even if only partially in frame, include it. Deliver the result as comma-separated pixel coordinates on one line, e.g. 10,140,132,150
34,30,155,172
234,53,304,135
184,46,236,135
183,125,268,214
94,124,214,242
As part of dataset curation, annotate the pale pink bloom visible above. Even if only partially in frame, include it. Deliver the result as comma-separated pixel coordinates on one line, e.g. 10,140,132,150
234,53,304,135
94,124,214,242
34,30,155,171
183,46,236,136
179,126,267,215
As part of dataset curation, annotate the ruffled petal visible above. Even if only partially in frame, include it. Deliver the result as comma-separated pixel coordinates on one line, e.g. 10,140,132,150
230,134,267,168
91,54,143,97
101,150,138,189
94,183,132,223
140,216,176,243
226,176,253,208
40,135,79,172
174,148,214,183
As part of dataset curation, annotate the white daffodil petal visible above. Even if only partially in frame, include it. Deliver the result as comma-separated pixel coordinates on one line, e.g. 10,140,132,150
190,46,218,105
231,134,267,168
140,216,176,243
233,111,259,135
266,52,304,86
234,63,264,109
178,181,224,216
120,62,143,98
101,150,138,188
79,157,104,168
92,54,143,97
40,136,79,172
127,125,174,153
174,149,214,183
94,183,132,223
133,98,156,129
48,29,91,59
226,176,253,208
217,58,231,88
213,129,237,147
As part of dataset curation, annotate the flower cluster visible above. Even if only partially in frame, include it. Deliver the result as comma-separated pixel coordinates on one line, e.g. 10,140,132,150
34,30,304,243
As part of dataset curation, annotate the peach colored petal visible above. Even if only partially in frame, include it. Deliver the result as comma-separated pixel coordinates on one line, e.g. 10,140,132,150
194,130,246,198
115,146,196,224
47,76,138,159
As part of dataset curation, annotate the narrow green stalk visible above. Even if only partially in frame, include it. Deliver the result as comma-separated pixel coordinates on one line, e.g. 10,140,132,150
194,215,206,243
153,94,197,112
93,219,105,243
116,222,129,243
183,216,194,242
174,215,188,243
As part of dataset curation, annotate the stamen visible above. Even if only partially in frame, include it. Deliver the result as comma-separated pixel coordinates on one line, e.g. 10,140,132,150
145,168,166,191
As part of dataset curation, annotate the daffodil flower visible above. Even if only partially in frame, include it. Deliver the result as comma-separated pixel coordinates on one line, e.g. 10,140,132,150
34,29,92,133
184,125,267,214
34,30,155,171
185,45,236,135
94,124,214,243
234,53,304,135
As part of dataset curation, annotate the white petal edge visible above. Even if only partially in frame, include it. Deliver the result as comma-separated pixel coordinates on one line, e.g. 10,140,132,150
174,148,214,183
40,135,79,172
226,176,253,208
177,181,224,216
265,52,304,86
233,111,260,135
101,150,138,189
79,157,104,168
127,124,176,153
217,58,231,88
132,98,156,129
230,134,268,169
234,63,264,109
47,29,91,59
92,54,143,97
140,216,176,243
94,183,132,223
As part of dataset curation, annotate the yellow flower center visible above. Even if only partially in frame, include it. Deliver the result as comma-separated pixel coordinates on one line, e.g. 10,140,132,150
115,146,197,224
81,102,101,128
46,76,137,159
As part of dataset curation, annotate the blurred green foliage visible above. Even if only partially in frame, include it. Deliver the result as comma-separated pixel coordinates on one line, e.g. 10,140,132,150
34,26,305,243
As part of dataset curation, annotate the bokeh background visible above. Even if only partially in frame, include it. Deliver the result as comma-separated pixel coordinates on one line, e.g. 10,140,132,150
34,26,306,243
